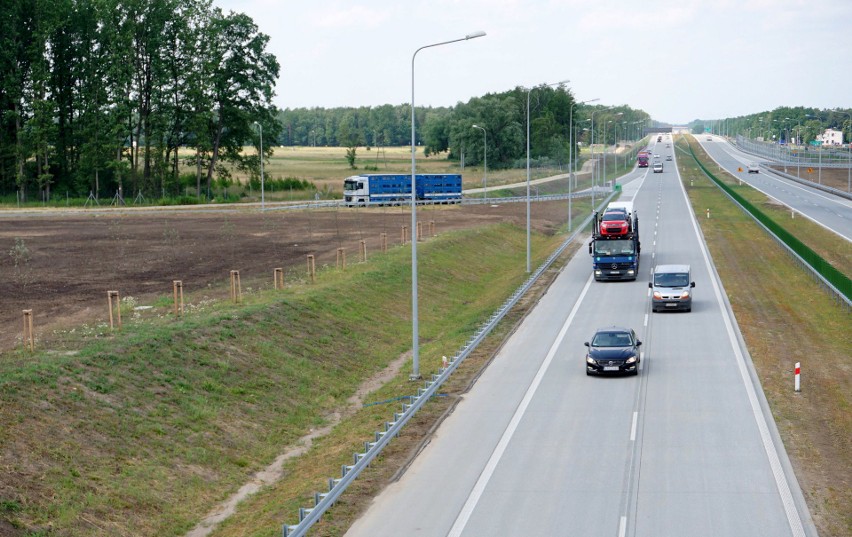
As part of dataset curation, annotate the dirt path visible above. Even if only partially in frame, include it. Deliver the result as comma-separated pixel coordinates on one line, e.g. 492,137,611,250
183,350,412,537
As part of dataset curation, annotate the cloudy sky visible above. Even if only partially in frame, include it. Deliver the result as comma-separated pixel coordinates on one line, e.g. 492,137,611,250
216,0,851,125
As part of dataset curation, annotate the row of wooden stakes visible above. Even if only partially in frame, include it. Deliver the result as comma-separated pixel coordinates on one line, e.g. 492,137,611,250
17,223,438,351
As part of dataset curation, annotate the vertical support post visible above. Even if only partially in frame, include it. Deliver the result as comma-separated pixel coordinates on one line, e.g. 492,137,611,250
22,309,34,351
307,254,316,283
401,226,408,244
230,270,241,303
380,233,387,252
416,221,422,241
274,268,284,290
794,362,801,392
359,240,367,262
107,290,121,329
429,220,435,237
336,247,346,270
173,280,184,316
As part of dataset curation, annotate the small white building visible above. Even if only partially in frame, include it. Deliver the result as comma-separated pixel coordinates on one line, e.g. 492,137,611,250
817,128,844,145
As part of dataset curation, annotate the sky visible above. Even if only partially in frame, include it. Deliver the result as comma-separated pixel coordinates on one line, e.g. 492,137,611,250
216,0,852,125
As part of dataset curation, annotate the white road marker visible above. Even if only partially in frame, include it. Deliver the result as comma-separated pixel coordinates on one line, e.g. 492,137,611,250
630,412,638,441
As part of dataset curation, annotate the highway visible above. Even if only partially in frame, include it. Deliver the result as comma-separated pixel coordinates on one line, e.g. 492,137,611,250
345,137,816,537
698,135,852,241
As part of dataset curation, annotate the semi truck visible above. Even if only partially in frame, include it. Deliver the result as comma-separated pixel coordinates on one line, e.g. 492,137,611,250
589,207,640,281
343,174,462,205
637,151,650,168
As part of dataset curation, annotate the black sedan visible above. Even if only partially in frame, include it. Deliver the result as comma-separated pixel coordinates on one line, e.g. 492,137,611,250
584,327,642,376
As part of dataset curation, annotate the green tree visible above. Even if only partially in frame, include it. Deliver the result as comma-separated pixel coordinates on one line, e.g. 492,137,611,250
199,9,280,197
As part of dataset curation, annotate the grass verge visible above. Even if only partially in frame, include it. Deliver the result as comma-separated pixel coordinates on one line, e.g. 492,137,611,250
0,222,568,537
678,134,851,536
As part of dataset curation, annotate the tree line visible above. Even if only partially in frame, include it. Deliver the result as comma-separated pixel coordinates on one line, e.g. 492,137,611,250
2,0,651,203
279,87,650,170
0,0,280,201
693,107,852,144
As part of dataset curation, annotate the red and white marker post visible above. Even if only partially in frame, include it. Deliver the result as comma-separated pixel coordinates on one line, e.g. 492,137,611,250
794,362,801,392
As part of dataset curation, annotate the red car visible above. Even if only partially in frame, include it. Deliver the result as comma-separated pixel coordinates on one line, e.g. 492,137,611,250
599,211,630,236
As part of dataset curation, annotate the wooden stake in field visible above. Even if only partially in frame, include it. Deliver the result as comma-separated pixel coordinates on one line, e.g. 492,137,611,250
429,220,435,237
229,270,241,303
381,233,387,252
359,240,367,262
274,268,284,290
336,247,346,270
172,280,184,316
401,226,408,244
22,309,34,351
307,254,316,283
416,221,422,242
107,290,121,330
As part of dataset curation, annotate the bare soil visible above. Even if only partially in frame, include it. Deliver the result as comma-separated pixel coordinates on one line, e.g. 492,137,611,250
767,165,851,192
0,201,570,352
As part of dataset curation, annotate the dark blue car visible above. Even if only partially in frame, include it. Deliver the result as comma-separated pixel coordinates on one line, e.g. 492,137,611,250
584,327,642,376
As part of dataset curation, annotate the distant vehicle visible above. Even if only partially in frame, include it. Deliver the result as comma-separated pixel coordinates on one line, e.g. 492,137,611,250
584,326,642,376
637,151,650,168
657,136,662,142
653,161,663,173
747,163,760,173
649,264,695,312
343,174,461,205
654,154,660,158
706,136,712,141
666,155,672,161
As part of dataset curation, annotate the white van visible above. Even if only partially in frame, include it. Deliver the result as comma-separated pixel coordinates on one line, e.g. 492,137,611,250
649,264,695,312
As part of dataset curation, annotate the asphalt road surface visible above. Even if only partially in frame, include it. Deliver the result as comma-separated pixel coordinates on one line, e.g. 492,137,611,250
698,135,852,241
345,137,816,537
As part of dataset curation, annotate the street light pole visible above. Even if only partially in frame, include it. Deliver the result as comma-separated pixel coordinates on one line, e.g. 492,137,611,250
472,124,487,201
525,79,568,273
253,121,264,209
589,106,611,214
835,110,852,192
409,30,485,380
568,98,599,231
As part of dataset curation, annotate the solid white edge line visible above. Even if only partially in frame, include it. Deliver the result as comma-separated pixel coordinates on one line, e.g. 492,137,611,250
676,144,807,537
702,139,850,242
446,274,595,537
618,515,627,537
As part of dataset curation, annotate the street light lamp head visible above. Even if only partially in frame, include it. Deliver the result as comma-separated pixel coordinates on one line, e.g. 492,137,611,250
466,31,486,39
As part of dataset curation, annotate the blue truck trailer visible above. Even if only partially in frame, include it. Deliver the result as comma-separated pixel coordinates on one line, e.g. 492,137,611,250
588,209,640,281
343,174,462,205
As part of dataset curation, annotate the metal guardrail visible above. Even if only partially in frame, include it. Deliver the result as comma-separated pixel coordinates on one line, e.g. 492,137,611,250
281,190,617,536
263,190,598,212
757,165,852,201
735,135,852,169
688,143,851,308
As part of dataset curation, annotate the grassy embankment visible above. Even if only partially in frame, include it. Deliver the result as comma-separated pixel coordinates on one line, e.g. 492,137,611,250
0,219,575,537
676,134,851,537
